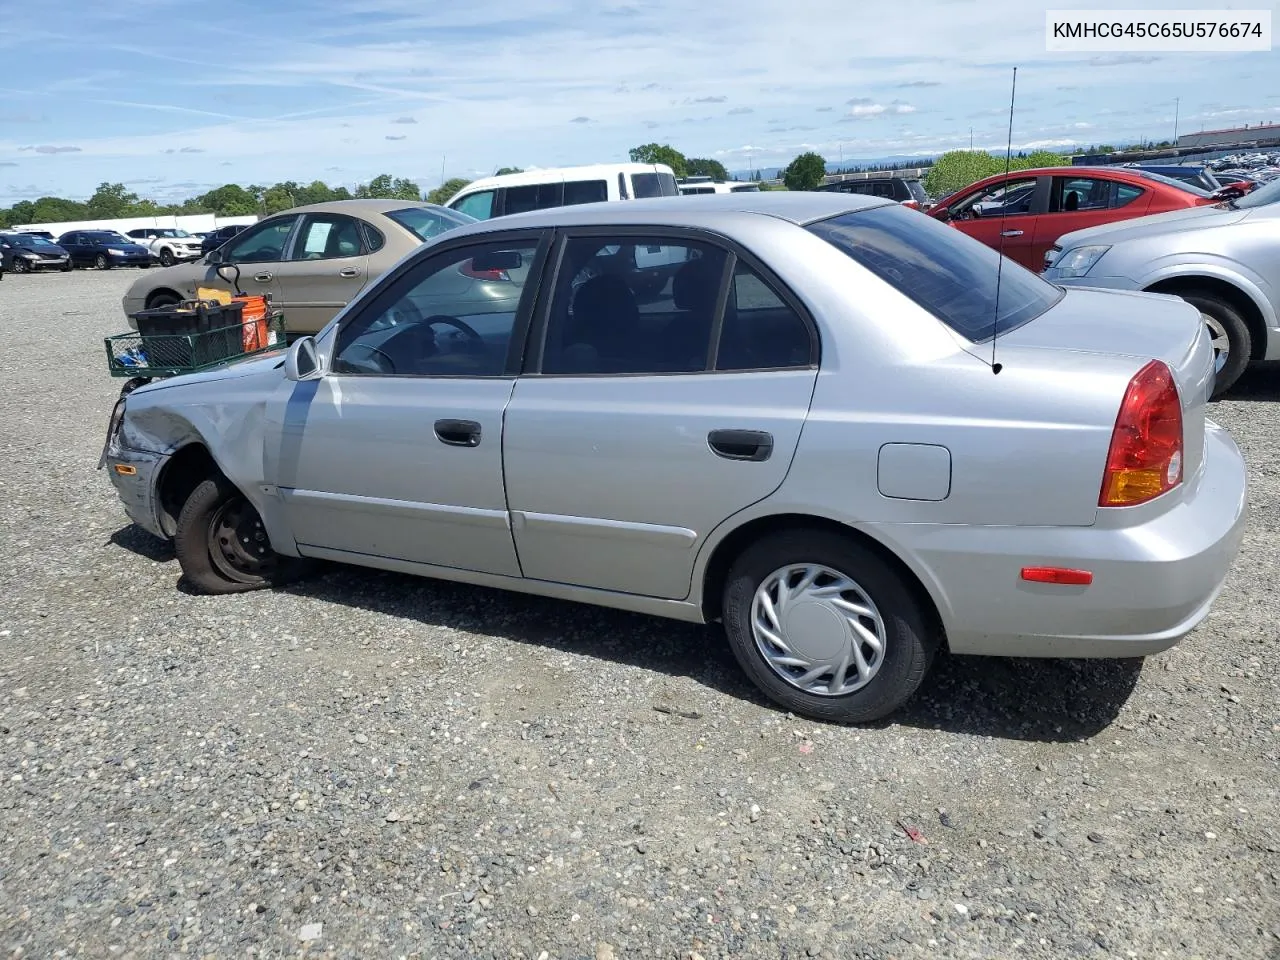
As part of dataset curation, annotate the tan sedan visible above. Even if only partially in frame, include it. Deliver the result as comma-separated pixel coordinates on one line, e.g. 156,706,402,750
121,199,476,335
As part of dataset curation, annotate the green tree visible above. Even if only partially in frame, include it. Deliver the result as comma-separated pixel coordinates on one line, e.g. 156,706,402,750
923,150,1006,197
495,166,523,176
86,182,140,219
294,180,336,206
426,178,470,205
194,184,260,217
4,200,36,226
686,158,730,180
30,196,89,222
1018,150,1068,170
782,152,827,191
356,173,421,200
261,184,297,214
628,143,688,179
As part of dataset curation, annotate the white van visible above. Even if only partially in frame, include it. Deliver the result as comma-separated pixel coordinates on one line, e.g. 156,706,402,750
445,163,679,221
677,178,761,195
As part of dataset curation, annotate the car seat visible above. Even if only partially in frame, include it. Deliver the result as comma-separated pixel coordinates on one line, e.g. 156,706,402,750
555,274,641,373
665,254,725,371
1064,191,1080,211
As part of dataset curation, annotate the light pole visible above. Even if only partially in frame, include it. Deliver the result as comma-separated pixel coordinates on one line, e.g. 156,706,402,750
1173,97,1180,145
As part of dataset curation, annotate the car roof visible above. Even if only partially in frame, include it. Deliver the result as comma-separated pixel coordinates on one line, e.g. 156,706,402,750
272,198,446,217
442,191,890,234
458,163,673,193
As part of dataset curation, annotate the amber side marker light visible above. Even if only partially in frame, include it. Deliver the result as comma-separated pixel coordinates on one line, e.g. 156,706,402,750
1021,566,1093,586
113,464,137,476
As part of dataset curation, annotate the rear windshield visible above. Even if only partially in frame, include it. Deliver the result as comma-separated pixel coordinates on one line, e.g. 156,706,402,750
1233,177,1280,208
806,204,1062,342
1131,169,1212,197
385,205,476,241
631,172,679,198
904,180,929,202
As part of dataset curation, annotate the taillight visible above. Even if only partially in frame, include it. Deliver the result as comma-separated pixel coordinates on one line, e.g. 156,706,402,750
459,260,509,282
1099,359,1184,507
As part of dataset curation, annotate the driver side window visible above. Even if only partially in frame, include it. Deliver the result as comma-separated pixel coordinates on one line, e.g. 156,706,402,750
332,240,542,378
224,217,297,263
954,177,1039,219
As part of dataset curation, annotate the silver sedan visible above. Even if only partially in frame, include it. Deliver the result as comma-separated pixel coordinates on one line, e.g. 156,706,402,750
102,192,1247,723
1043,176,1280,397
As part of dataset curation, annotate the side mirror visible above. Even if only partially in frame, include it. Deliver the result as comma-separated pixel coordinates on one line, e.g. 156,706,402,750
933,207,952,222
284,336,321,381
206,248,223,264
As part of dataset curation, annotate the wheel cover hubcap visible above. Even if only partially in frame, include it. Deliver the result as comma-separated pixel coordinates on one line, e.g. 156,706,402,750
1202,313,1229,374
208,497,277,582
750,564,887,697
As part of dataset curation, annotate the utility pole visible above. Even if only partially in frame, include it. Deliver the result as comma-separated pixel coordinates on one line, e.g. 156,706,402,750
1173,97,1180,144
969,127,974,150
440,154,446,186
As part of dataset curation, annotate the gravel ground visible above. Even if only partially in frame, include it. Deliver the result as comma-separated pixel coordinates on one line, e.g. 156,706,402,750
1,269,1277,959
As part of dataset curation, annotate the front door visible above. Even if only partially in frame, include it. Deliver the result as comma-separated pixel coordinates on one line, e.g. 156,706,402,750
503,230,819,600
270,212,373,336
192,215,298,306
945,174,1046,269
270,233,550,577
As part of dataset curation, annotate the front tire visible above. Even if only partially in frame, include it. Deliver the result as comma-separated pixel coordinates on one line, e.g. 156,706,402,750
13,258,29,274
95,253,110,270
722,530,936,723
146,291,181,310
1179,291,1250,398
174,476,312,594
159,249,174,267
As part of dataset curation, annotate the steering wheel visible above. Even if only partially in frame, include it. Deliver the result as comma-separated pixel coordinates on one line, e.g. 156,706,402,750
423,315,483,347
338,342,399,374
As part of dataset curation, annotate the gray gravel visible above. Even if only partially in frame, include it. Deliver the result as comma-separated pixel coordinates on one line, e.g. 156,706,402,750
2,268,1278,958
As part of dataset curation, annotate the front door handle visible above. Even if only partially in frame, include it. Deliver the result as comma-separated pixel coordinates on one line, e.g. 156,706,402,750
254,271,273,282
1000,229,1023,237
339,267,360,278
708,429,773,462
434,419,482,447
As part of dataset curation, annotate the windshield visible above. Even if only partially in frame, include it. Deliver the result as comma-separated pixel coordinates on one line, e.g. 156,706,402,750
385,205,476,241
151,229,191,238
1132,169,1212,198
806,204,1062,342
86,231,130,241
1232,177,1280,208
6,234,54,247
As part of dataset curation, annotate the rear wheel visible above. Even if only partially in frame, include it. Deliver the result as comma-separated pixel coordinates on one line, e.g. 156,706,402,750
1178,291,1250,397
95,253,110,270
174,476,313,594
722,530,936,723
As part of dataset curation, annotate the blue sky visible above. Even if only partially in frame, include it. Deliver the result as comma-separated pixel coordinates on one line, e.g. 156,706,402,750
1,0,1277,204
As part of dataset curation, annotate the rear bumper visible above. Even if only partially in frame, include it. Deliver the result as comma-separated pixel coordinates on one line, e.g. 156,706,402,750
871,421,1247,658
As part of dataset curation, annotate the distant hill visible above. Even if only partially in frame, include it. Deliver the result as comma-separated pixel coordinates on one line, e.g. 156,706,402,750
728,154,939,180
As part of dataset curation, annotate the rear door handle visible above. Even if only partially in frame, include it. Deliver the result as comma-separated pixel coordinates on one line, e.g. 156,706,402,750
708,429,773,462
254,271,273,282
339,267,360,278
434,418,481,447
1000,229,1023,237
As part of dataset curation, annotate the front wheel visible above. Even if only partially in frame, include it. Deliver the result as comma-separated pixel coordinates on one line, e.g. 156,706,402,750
1179,291,1250,398
13,258,30,274
159,249,174,267
95,253,110,270
722,530,936,723
174,476,313,594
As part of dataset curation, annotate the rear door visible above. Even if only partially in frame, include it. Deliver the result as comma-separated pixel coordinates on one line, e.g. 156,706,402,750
270,212,372,335
1030,175,1151,271
502,228,819,600
942,174,1047,269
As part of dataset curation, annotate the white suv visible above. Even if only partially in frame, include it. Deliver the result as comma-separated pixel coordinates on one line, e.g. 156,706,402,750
125,228,204,267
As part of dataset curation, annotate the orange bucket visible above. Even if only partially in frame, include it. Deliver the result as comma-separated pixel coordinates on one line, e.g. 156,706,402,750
233,295,270,351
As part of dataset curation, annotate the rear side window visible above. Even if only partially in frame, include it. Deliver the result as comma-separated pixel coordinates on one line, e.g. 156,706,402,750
807,204,1062,342
452,190,496,220
717,262,814,370
563,179,607,205
631,172,679,198
505,182,565,215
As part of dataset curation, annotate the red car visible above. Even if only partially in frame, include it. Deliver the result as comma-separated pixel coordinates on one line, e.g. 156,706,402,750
928,166,1223,271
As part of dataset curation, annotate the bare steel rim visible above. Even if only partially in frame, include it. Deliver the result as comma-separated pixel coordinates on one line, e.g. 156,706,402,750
1202,313,1229,375
207,496,278,583
750,564,887,697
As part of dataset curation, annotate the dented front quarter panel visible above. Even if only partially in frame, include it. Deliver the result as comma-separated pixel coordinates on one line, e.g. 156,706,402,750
110,352,298,551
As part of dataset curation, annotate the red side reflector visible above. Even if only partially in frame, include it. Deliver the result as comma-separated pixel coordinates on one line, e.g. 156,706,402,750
1020,566,1093,585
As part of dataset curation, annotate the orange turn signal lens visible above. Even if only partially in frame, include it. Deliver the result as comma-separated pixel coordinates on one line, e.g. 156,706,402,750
1020,566,1093,586
113,464,137,476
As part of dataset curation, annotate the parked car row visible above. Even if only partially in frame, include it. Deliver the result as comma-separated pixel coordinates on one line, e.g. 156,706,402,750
0,224,254,278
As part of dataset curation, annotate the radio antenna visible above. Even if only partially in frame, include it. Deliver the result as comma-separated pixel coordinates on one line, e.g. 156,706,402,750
990,66,1017,375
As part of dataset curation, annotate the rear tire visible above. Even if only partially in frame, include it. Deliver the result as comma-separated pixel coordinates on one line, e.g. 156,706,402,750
174,476,313,594
721,530,936,723
1178,291,1250,398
